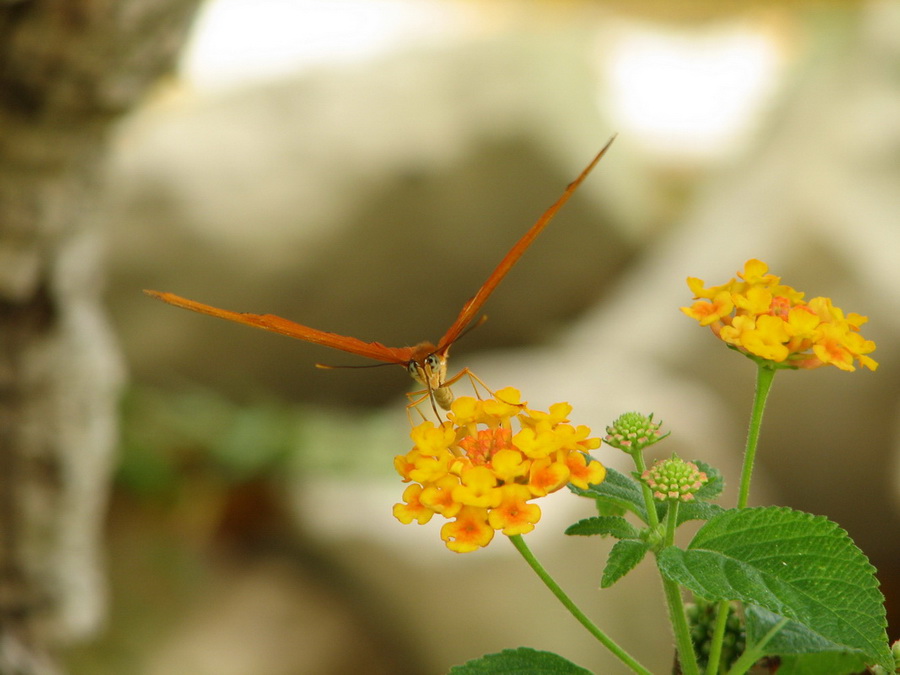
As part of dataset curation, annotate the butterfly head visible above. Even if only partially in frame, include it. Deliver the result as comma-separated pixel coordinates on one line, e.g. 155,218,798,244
407,346,453,410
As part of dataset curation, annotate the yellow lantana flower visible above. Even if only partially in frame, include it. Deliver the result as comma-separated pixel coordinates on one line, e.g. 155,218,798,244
393,388,606,552
682,259,877,371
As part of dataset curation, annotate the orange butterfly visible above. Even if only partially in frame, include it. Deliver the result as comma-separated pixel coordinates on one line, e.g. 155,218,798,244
146,135,615,411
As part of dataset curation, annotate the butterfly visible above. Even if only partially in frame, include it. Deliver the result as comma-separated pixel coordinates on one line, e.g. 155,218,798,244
145,135,615,412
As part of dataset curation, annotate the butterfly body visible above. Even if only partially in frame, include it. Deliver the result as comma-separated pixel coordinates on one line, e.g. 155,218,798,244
146,135,615,410
405,346,451,409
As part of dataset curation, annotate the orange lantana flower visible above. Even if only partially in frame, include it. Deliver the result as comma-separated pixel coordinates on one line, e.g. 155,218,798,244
392,387,606,552
682,259,877,371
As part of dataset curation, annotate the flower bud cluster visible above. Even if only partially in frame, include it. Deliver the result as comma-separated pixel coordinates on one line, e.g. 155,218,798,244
604,412,667,453
641,455,708,502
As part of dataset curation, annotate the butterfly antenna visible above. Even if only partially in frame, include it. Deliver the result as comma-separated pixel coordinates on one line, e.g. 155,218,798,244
315,361,396,370
435,314,487,356
443,314,488,352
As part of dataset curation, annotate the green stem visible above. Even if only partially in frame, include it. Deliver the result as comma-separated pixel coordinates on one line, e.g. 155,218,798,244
663,500,679,547
659,501,701,675
707,364,777,674
630,450,660,529
507,534,652,675
737,364,776,509
704,601,730,675
661,576,701,675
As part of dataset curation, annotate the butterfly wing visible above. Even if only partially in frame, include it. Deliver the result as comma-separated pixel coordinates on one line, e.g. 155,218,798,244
436,135,616,352
144,290,415,364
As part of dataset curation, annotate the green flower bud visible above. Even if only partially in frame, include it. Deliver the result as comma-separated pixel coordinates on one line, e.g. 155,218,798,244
641,454,708,502
604,412,667,453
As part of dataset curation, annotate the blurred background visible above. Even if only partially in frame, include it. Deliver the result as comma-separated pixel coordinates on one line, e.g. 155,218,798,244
11,0,895,673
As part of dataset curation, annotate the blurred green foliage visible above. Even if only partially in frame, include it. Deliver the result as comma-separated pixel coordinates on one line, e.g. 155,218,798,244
116,384,406,498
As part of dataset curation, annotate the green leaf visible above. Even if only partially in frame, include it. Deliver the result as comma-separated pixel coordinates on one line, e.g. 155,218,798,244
775,651,870,675
602,539,650,588
569,465,651,523
565,515,640,540
657,506,892,671
745,605,855,655
449,647,592,674
745,606,872,673
593,501,627,517
673,500,725,525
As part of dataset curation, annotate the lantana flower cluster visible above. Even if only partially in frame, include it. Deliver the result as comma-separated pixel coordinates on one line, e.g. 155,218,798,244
393,387,606,553
681,259,877,371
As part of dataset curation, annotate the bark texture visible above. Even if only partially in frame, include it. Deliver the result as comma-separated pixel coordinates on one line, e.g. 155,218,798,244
0,1,201,671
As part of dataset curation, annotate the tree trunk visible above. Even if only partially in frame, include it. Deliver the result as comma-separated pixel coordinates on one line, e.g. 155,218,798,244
0,1,201,671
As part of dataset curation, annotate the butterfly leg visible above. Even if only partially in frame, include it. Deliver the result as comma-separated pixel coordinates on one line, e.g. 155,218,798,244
441,368,525,410
405,393,426,426
406,388,443,423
